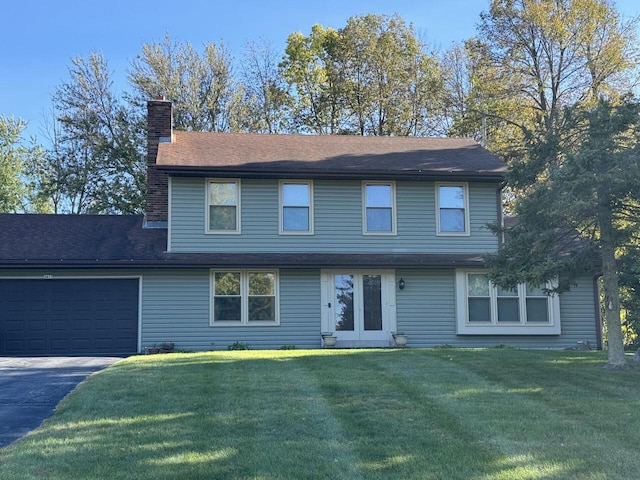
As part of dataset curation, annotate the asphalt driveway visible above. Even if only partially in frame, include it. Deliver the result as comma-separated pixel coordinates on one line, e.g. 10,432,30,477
0,356,121,448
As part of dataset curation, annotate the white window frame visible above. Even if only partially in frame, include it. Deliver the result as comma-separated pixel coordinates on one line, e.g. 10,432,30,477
279,180,314,235
210,270,280,326
205,179,241,234
362,181,397,235
455,270,561,335
436,182,470,236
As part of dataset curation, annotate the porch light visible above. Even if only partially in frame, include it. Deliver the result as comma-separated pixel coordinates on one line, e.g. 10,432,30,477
398,278,405,290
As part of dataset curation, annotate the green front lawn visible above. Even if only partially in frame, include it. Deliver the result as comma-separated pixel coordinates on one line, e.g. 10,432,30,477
1,349,638,479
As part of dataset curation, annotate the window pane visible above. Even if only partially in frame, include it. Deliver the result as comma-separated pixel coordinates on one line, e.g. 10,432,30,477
249,273,275,295
283,184,309,206
468,274,489,296
526,284,546,296
469,298,491,322
335,274,354,331
526,298,549,323
210,205,237,231
363,275,382,331
439,186,464,208
248,297,275,321
214,297,241,322
497,285,518,297
440,209,465,232
366,185,391,207
283,207,309,231
497,298,520,323
210,182,237,206
366,208,392,231
215,273,240,295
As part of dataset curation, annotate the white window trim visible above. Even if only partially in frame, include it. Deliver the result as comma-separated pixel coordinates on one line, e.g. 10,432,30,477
210,269,280,326
205,178,241,235
279,180,314,235
455,271,561,335
436,182,470,236
362,181,397,236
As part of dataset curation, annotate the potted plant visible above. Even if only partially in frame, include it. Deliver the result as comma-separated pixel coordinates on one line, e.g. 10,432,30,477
321,332,337,348
392,332,408,348
158,342,175,353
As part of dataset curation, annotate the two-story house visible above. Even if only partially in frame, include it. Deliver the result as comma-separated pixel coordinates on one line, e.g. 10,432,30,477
0,99,601,355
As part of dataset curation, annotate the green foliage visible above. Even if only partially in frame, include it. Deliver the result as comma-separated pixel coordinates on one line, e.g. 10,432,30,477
129,34,236,132
443,0,638,156
0,116,28,212
281,14,445,136
487,97,640,367
40,52,146,214
227,341,251,350
279,344,298,350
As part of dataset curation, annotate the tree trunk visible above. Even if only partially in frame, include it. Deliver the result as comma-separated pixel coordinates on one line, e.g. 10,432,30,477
598,196,628,369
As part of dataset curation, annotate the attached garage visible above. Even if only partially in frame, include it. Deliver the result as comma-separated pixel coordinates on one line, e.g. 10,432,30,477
0,278,139,356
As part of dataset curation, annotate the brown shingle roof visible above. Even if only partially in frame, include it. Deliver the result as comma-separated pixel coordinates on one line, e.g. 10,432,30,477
157,131,507,179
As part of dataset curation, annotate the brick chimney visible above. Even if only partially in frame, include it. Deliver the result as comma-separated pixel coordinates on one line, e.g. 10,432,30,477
145,98,172,226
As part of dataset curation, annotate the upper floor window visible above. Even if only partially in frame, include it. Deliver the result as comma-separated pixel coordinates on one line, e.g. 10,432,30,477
207,179,240,234
280,181,313,234
437,183,469,235
363,182,396,235
456,271,560,335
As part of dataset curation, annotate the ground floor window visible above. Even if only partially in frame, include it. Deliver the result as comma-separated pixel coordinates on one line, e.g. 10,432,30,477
211,270,279,325
456,271,560,335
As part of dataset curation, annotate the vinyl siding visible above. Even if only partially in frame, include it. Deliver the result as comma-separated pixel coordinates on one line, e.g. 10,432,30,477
0,268,598,351
170,178,500,253
141,269,321,350
396,270,599,349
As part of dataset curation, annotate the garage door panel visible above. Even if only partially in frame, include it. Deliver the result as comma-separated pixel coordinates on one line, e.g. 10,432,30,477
0,279,139,356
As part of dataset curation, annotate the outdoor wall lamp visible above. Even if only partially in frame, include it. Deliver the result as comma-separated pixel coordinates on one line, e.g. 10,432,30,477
398,278,405,290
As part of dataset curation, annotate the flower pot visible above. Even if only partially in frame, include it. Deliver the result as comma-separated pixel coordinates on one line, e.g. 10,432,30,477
321,334,337,348
393,334,408,348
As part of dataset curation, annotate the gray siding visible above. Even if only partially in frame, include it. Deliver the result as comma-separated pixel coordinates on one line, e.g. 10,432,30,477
396,270,599,349
141,269,321,350
170,178,500,254
0,268,598,352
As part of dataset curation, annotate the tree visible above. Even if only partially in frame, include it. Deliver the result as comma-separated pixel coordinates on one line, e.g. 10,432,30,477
486,97,640,368
281,14,444,136
0,115,28,212
41,53,145,214
129,34,237,132
457,0,640,367
238,40,292,133
0,115,49,213
448,0,638,157
281,25,346,134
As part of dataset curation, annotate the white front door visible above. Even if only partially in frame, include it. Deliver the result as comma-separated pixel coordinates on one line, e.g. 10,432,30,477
321,270,396,347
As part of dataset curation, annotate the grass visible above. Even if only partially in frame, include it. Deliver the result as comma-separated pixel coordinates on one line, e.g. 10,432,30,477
1,349,639,480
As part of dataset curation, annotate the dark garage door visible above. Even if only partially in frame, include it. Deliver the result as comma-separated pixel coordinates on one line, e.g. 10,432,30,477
0,278,139,356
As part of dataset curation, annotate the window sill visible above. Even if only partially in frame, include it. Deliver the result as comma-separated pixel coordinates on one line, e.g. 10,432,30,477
210,321,280,327
457,324,561,335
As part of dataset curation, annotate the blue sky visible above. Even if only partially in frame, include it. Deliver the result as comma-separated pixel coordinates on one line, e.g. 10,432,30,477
2,0,639,141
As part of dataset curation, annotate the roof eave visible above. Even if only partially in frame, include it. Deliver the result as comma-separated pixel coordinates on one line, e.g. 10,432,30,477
156,165,507,182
